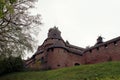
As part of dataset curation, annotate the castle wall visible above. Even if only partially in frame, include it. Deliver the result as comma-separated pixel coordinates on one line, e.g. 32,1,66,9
46,48,84,69
25,27,120,70
26,39,120,70
83,40,120,64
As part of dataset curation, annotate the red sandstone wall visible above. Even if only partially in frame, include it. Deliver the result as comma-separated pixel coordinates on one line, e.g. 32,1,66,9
26,38,120,70
83,40,120,64
46,48,84,69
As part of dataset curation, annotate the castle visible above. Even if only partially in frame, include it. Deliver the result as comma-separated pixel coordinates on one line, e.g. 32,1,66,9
26,27,120,70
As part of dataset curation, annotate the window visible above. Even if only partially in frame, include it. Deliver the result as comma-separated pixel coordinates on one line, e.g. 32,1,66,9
96,47,99,50
57,64,60,67
114,41,117,45
51,48,54,52
89,49,92,53
74,63,80,66
47,48,54,52
104,44,108,48
47,49,50,52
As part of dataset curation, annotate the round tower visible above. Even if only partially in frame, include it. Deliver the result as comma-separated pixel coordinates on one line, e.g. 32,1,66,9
43,26,64,47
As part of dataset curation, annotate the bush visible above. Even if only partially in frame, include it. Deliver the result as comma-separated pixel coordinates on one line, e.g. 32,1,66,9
0,56,24,75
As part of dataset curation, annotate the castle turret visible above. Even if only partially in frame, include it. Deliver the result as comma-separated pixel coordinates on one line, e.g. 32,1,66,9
95,36,103,45
48,26,62,39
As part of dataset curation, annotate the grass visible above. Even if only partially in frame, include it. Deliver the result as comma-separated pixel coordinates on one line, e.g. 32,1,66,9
0,61,120,80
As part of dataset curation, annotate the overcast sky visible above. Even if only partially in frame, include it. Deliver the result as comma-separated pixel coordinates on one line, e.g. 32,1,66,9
31,0,120,50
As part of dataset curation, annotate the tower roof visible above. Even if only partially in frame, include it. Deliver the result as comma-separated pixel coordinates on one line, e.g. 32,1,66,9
95,36,103,45
48,26,62,39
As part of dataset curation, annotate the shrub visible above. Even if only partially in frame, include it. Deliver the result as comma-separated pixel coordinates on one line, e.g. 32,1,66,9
0,56,24,75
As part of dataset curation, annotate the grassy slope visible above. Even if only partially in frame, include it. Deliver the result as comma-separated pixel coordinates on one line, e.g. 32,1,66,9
1,62,120,80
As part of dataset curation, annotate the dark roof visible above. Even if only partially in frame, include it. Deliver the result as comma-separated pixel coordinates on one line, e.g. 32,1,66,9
35,50,44,55
47,45,83,56
66,43,85,51
46,40,84,56
83,36,120,53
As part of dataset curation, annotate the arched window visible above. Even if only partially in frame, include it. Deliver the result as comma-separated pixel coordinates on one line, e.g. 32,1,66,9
74,63,80,66
57,64,60,67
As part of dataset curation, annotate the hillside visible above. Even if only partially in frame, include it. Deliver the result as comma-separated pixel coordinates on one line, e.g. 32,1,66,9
0,62,120,80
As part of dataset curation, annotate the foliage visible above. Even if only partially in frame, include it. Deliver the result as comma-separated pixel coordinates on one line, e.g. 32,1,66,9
0,0,41,57
0,62,120,80
0,56,24,76
0,0,17,18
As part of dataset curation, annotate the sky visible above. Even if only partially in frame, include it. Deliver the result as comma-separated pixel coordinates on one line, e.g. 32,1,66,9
28,0,120,58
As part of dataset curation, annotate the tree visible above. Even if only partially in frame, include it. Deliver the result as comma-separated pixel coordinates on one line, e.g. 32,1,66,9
0,0,17,18
0,0,41,57
0,56,24,75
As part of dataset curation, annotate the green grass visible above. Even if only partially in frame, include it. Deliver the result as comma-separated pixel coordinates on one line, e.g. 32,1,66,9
1,61,120,80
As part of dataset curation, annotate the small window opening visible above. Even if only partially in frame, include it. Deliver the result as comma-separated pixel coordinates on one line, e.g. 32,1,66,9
47,49,50,52
114,41,117,45
89,49,92,53
51,48,54,52
96,47,99,50
104,44,108,48
57,64,60,67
